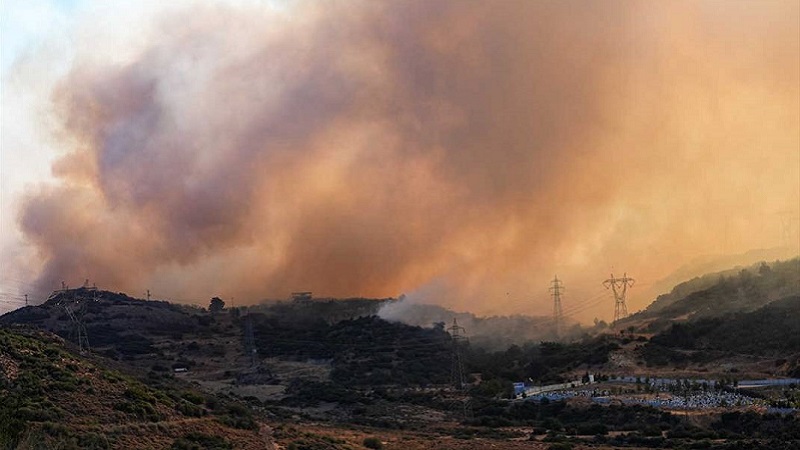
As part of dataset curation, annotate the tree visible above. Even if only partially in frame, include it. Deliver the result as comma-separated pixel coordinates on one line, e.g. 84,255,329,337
363,437,383,449
209,297,225,313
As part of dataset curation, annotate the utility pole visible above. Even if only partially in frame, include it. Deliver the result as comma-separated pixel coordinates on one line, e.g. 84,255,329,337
603,273,635,326
550,276,564,339
146,290,151,301
24,294,28,306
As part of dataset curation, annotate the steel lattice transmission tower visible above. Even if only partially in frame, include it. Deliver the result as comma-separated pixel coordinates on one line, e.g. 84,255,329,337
64,305,90,353
60,291,92,354
447,318,468,390
51,286,100,354
550,276,564,338
603,273,635,326
447,318,472,419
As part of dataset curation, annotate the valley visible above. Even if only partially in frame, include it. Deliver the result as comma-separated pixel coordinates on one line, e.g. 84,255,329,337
1,258,799,449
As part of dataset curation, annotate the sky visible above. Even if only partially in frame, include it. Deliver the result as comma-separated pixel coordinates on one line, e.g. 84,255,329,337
1,0,798,321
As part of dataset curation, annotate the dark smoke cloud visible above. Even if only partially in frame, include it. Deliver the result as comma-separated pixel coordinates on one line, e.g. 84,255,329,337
17,0,799,319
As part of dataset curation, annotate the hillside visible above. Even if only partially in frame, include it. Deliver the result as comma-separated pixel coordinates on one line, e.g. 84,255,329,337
0,288,205,359
584,258,800,379
621,258,800,332
251,314,452,386
0,326,265,449
0,289,469,427
2,284,799,450
641,295,800,372
638,246,800,309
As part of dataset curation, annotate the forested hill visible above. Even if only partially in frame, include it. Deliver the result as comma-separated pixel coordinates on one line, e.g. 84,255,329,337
642,295,800,373
623,257,799,331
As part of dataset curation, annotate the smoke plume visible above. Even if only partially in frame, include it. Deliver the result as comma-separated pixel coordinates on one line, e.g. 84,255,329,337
10,0,799,320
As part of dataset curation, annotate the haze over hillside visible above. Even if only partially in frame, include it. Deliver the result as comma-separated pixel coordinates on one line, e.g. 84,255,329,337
634,246,800,312
621,257,800,329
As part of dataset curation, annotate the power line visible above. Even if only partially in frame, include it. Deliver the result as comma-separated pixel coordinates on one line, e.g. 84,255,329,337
560,294,607,317
0,277,40,290
558,289,609,317
0,298,27,305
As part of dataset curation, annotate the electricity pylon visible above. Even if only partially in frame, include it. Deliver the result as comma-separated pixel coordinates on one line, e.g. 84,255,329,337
447,318,467,390
63,302,90,354
603,273,635,326
447,318,472,419
550,276,564,339
54,288,96,354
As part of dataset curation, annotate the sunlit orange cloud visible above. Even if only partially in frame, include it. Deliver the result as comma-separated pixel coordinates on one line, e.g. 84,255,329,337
10,0,799,321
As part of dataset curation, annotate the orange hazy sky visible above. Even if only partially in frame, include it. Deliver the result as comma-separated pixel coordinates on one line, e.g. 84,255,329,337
1,0,798,321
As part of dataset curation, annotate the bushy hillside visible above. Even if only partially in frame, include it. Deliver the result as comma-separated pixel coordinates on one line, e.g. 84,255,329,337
251,314,453,387
0,327,264,450
642,295,800,368
626,258,799,331
0,288,207,359
640,247,800,308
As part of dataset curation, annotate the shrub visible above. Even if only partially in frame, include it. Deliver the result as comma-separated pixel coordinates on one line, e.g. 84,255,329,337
124,386,157,405
171,432,232,450
548,443,574,450
176,401,205,417
181,391,205,405
363,436,383,449
575,422,607,436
